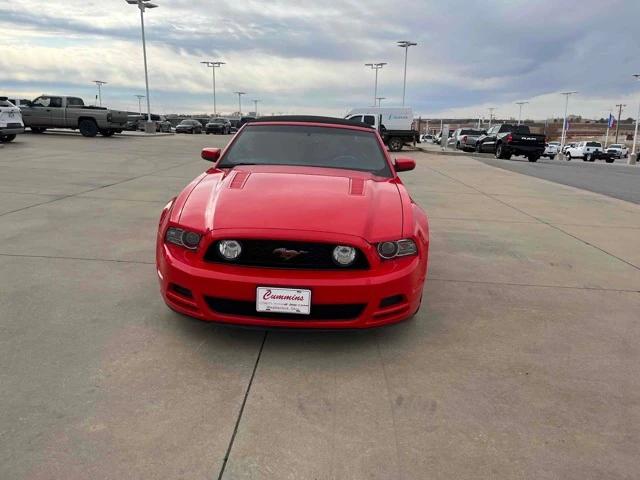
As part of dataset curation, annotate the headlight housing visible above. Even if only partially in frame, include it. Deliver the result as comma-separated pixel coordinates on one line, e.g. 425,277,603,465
217,240,242,260
165,227,201,250
377,239,417,259
332,245,356,266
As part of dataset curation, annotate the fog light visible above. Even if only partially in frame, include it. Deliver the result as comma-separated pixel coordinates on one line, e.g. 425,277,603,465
332,245,356,266
218,240,242,260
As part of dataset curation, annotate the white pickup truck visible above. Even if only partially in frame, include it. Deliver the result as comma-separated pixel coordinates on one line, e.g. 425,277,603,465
565,141,614,163
605,144,629,159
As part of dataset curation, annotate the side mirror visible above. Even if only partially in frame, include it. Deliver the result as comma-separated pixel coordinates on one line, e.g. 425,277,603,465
394,158,416,172
201,148,221,162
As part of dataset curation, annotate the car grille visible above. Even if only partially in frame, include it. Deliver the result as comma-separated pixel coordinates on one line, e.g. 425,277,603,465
204,239,369,270
205,296,366,320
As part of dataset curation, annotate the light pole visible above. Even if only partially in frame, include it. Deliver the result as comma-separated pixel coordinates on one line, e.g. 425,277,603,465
614,103,626,143
134,94,145,114
253,99,260,116
516,101,528,125
488,107,495,128
604,108,612,148
397,40,417,107
631,74,640,164
376,97,385,106
126,0,158,132
559,91,577,154
200,61,225,115
234,92,246,116
365,63,386,107
93,80,107,106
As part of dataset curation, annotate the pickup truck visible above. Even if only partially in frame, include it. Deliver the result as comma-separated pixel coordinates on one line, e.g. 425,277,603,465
605,143,629,159
475,124,546,162
565,141,615,163
452,128,485,151
345,107,419,152
20,95,128,137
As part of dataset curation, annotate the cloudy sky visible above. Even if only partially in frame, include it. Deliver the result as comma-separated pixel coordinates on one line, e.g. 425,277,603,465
1,0,639,120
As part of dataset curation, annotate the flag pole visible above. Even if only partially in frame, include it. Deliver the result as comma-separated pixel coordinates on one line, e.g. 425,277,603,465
604,110,612,148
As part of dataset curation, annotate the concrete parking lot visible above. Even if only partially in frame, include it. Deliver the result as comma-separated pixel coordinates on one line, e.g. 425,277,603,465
1,133,639,479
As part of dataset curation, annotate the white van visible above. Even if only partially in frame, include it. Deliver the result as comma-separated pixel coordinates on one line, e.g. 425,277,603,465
344,107,418,151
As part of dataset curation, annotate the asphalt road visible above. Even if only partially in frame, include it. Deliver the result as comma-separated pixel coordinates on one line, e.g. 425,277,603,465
473,155,640,204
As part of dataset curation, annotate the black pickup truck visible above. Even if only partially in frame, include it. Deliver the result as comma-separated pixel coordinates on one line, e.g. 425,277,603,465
475,124,546,162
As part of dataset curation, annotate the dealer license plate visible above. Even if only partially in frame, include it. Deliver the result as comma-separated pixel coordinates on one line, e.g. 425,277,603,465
256,287,311,315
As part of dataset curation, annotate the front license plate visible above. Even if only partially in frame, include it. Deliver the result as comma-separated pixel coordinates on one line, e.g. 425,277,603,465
256,287,311,315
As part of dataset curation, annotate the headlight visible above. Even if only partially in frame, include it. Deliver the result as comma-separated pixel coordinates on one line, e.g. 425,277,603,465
377,239,417,259
218,240,242,260
165,227,201,250
332,245,356,266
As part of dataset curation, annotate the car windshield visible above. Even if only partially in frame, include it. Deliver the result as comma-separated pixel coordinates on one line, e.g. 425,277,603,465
549,142,560,146
460,129,483,135
180,120,194,125
219,124,392,177
209,119,225,124
610,144,622,148
0,99,15,107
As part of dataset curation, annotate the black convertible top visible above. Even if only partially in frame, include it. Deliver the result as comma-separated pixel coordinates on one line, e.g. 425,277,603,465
251,115,374,129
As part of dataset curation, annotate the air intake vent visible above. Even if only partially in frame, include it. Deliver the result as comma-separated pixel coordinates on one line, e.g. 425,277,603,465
229,171,250,189
350,178,365,195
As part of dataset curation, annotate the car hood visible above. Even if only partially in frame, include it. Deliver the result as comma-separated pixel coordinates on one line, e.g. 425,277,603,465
178,166,404,241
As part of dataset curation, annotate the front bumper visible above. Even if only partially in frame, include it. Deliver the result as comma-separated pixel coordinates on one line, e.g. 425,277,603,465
157,240,427,329
0,126,24,135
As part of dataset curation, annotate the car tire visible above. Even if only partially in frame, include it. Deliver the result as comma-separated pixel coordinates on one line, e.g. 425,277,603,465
584,153,591,162
0,134,17,143
527,155,539,162
475,142,482,153
550,155,555,160
30,127,46,134
566,153,572,161
606,158,614,163
495,143,505,159
99,129,115,137
79,119,98,137
388,137,403,152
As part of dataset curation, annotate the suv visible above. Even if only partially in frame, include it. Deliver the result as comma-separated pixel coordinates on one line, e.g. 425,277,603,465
0,97,24,143
542,141,560,159
205,118,231,134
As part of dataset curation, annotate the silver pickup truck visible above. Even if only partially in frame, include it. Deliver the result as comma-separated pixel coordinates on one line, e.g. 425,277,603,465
21,95,128,137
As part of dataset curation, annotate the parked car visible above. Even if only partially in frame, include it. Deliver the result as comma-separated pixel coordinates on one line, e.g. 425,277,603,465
124,115,144,131
475,124,546,162
561,142,576,154
452,128,485,151
156,115,429,329
605,143,629,159
140,115,172,133
345,107,419,151
0,97,24,142
175,119,203,134
205,118,231,134
420,133,433,143
565,141,614,162
542,141,560,159
20,95,128,136
229,119,241,133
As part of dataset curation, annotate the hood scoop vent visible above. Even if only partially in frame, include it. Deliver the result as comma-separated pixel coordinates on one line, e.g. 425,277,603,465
349,178,365,196
229,171,250,189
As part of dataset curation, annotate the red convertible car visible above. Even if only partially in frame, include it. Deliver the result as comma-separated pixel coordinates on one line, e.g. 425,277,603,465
156,116,429,328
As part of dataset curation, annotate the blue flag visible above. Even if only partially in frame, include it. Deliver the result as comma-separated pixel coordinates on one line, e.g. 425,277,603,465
608,114,616,128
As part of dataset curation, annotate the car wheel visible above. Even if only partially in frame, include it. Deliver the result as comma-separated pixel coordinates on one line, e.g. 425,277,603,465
388,137,403,152
566,153,572,161
79,119,98,137
584,154,591,162
99,129,115,137
606,158,614,163
30,127,46,134
527,155,539,162
0,134,16,143
495,143,504,159
550,155,555,160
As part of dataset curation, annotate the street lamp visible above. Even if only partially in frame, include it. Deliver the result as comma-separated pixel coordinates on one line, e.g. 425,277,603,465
376,97,385,107
365,63,386,107
93,80,107,107
397,40,417,107
559,91,577,154
488,107,495,128
234,91,246,116
515,101,529,125
125,0,158,132
631,74,640,164
200,61,225,115
253,99,260,116
134,94,145,115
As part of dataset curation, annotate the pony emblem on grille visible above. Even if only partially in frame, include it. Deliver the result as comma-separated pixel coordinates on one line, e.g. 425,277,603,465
272,248,309,260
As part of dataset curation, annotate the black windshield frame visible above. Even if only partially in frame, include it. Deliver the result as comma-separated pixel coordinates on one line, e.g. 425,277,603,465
218,124,392,177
